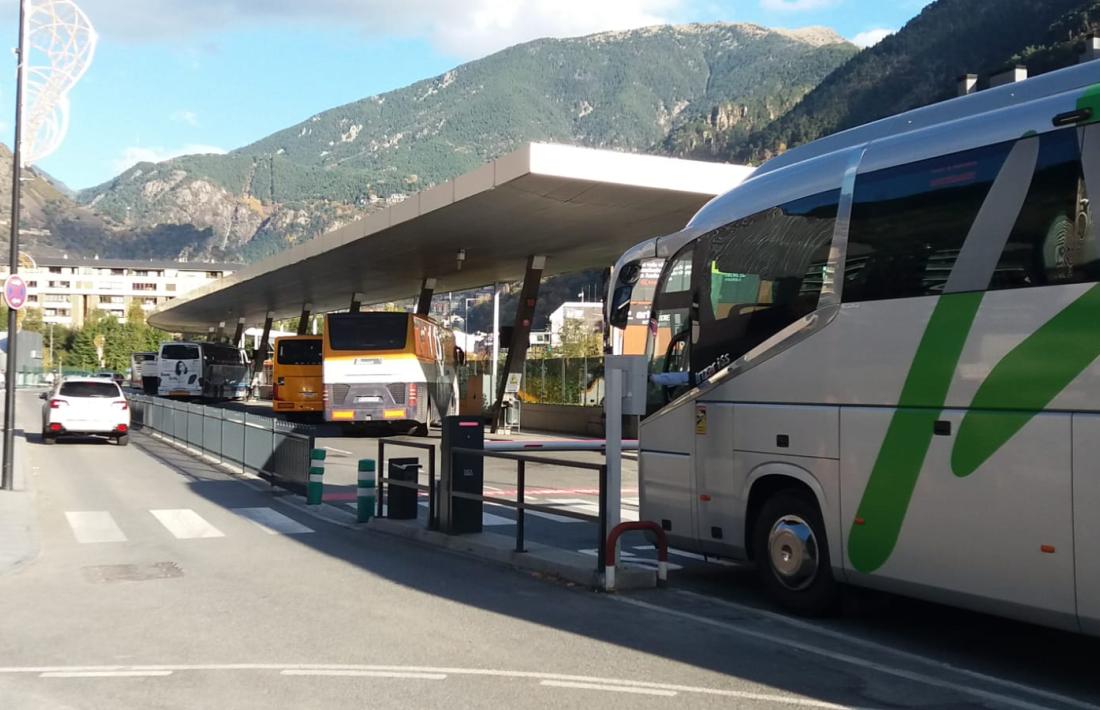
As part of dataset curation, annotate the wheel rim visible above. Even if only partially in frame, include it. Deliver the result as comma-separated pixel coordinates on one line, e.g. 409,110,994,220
766,514,819,591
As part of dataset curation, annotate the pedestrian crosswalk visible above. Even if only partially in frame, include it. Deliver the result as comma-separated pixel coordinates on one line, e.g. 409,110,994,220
150,509,226,539
63,507,314,544
64,511,127,544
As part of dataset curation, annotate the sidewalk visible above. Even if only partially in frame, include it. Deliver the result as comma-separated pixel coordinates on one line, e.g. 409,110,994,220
0,431,38,576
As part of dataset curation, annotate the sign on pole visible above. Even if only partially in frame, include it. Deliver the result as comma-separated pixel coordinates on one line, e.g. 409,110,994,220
4,275,27,310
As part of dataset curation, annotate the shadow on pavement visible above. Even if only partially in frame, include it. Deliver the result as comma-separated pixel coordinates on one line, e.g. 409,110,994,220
130,430,1100,708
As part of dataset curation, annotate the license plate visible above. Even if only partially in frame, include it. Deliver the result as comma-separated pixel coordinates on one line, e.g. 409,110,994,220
356,396,382,403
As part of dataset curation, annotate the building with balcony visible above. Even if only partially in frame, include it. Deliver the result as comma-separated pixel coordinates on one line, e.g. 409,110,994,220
1,254,239,329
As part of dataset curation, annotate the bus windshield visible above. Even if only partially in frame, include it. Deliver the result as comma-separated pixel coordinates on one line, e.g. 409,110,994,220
277,338,322,365
327,313,409,351
162,344,199,359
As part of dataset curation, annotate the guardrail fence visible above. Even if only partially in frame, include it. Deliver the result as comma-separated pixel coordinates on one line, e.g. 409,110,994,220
130,395,317,494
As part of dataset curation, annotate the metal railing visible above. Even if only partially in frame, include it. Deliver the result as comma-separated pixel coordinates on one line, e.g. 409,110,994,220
130,395,317,493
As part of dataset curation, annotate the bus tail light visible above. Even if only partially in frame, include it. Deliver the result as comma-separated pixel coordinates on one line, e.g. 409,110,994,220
272,382,279,401
407,383,418,407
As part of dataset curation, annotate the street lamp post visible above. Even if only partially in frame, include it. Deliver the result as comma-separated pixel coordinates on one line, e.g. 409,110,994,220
2,0,28,491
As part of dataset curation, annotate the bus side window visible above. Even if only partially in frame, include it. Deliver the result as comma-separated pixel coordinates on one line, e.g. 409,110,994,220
692,190,839,380
844,140,1013,302
991,128,1097,288
646,245,695,414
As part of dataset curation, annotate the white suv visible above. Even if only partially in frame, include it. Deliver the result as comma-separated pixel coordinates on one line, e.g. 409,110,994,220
41,377,131,446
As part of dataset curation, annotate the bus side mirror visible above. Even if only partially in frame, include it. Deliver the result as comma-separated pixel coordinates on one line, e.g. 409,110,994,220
608,261,641,329
38,392,48,400
454,346,466,366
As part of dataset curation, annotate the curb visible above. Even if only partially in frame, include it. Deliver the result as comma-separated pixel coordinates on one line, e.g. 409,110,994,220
367,516,656,591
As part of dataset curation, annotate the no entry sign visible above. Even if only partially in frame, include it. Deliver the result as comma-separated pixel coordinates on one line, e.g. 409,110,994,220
3,275,27,310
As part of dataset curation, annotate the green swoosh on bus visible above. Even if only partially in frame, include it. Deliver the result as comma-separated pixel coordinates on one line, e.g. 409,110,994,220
849,284,1100,574
952,282,1100,477
847,292,983,574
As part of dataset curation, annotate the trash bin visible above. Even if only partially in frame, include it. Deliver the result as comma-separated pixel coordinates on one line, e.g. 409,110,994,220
387,457,420,520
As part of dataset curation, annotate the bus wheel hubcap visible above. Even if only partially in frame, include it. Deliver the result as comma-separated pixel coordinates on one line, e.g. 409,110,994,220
767,515,818,591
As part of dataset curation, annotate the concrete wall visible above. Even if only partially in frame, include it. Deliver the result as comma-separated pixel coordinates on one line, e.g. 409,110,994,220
519,402,638,438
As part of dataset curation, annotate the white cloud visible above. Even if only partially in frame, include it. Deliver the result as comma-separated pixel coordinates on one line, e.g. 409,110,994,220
851,28,893,47
111,143,226,174
50,0,684,59
759,0,838,11
170,110,199,127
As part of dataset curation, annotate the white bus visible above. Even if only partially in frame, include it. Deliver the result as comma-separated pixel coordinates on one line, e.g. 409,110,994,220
322,312,461,434
608,61,1100,634
157,341,250,402
130,352,157,394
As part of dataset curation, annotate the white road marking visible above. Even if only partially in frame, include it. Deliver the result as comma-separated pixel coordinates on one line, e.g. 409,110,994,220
525,509,584,524
0,664,849,705
540,679,676,697
321,446,354,456
281,670,446,680
611,596,1060,710
622,496,640,506
232,507,314,535
64,512,126,544
41,671,173,678
671,588,1096,710
150,509,224,539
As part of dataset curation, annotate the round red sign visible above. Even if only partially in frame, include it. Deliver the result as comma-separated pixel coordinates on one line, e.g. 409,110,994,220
4,275,27,311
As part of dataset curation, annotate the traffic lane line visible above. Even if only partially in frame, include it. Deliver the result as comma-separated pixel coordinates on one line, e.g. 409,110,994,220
669,589,1097,710
41,671,173,678
0,664,849,706
610,595,1067,710
539,679,676,697
280,670,446,680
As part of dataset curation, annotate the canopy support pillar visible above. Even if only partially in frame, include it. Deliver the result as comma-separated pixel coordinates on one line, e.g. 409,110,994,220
490,255,546,432
349,292,363,314
297,302,312,336
232,317,246,348
255,312,274,373
416,278,436,316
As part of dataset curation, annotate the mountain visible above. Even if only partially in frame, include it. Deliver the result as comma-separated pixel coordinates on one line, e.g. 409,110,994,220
732,0,1098,163
0,143,218,263
74,23,857,262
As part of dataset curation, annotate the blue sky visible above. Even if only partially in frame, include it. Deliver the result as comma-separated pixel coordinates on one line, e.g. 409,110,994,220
0,0,932,190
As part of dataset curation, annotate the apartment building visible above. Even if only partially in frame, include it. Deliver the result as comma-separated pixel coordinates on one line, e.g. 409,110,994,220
1,254,239,328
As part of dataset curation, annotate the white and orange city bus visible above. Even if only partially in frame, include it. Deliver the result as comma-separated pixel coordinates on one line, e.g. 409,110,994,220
321,312,461,434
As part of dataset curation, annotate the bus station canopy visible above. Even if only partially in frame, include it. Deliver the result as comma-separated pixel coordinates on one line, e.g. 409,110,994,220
148,142,753,331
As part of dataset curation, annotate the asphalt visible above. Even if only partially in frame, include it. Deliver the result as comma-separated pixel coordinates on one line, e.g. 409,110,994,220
3,389,1097,709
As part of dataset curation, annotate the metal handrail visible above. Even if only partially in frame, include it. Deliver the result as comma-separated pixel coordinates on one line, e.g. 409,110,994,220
441,445,609,569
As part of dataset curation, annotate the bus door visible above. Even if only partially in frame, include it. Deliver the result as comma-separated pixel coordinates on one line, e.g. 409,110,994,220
639,244,698,546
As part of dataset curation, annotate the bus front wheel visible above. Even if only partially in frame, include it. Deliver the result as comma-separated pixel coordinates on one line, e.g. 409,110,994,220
751,489,838,616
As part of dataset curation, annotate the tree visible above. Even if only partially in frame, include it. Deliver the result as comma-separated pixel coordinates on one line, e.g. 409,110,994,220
69,328,100,371
559,318,602,358
21,308,43,333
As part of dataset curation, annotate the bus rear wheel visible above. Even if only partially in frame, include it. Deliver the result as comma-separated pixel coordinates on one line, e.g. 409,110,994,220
751,489,838,616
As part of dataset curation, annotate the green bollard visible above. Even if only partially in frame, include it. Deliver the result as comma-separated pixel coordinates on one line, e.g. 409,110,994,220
307,448,326,505
358,459,376,523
